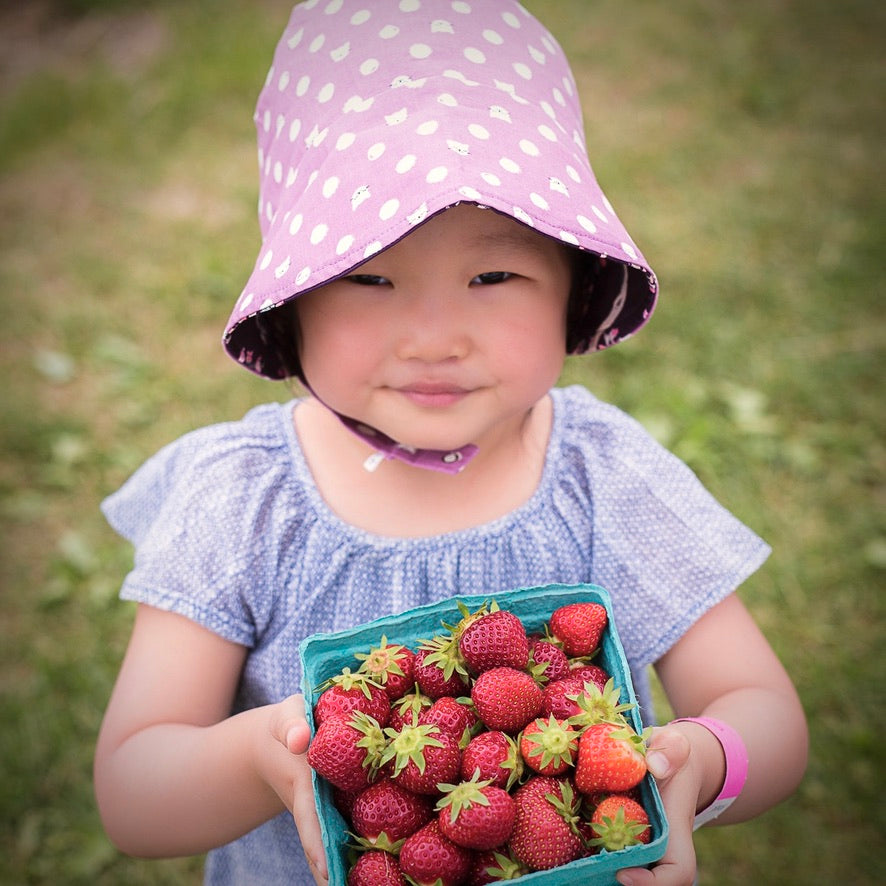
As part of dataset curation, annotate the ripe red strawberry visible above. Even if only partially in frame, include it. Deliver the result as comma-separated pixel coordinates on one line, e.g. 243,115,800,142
566,677,635,730
540,676,586,720
589,793,651,850
569,661,610,691
351,778,435,848
382,721,462,796
307,711,386,792
508,776,584,871
436,772,517,850
459,609,529,673
419,696,479,746
518,716,577,776
347,848,406,886
467,849,528,885
471,667,543,734
549,602,608,657
388,684,433,731
528,639,571,684
399,820,473,886
355,635,416,700
314,668,391,728
460,729,523,791
414,644,470,699
574,722,650,794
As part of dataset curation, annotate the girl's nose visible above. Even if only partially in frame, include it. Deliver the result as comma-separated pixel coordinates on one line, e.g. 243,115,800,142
394,288,471,363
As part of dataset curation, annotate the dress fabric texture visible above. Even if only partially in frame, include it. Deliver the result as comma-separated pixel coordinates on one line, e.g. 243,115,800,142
102,384,770,884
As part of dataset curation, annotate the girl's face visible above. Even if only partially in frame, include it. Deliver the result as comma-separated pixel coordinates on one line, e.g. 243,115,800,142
295,204,572,455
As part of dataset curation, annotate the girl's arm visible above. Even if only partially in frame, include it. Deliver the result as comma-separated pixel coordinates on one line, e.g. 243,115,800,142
94,605,321,871
616,592,808,886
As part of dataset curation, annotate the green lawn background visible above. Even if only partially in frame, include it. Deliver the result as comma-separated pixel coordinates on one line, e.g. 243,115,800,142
1,1,883,883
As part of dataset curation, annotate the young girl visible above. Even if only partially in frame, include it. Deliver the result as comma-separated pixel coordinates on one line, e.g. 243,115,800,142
94,2,807,884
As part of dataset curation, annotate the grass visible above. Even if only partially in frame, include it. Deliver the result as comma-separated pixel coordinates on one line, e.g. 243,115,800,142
1,0,883,883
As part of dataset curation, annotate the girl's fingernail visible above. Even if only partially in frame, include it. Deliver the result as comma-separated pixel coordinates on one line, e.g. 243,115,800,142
617,876,634,886
647,751,669,778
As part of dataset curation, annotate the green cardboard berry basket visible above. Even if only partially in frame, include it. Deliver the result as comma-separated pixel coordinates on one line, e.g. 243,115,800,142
300,582,668,885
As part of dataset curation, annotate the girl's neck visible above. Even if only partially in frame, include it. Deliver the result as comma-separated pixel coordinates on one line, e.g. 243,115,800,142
292,396,553,538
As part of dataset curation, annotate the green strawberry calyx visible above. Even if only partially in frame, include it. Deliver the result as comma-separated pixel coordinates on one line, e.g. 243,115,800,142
381,722,445,776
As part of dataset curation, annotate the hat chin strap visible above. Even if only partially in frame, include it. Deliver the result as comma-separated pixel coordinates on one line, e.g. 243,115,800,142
301,380,478,474
337,412,479,474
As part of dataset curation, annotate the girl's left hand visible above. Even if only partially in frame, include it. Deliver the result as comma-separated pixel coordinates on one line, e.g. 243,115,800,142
615,724,699,886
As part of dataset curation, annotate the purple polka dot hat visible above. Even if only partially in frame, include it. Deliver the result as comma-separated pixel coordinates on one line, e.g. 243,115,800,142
223,0,658,380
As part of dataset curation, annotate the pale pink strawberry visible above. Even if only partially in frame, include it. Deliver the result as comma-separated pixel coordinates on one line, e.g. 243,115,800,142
471,667,543,734
435,772,517,850
508,776,584,871
549,602,608,657
355,635,416,700
399,820,473,886
382,722,462,796
458,609,529,673
420,696,479,746
460,730,523,791
588,793,651,850
351,778,435,848
314,668,390,728
307,711,386,792
347,849,406,886
574,722,650,794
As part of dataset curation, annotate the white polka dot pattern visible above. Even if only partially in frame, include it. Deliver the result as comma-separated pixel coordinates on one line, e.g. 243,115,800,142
224,0,658,378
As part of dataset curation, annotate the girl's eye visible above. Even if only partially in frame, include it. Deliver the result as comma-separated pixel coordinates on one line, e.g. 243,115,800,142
346,274,390,286
471,271,513,285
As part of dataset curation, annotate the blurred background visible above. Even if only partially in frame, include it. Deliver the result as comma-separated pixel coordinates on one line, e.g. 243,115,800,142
1,0,882,883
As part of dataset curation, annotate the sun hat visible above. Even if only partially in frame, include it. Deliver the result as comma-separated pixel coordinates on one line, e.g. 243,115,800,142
223,0,658,384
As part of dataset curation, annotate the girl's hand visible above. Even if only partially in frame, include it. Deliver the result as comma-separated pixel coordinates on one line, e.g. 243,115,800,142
267,695,328,885
615,724,701,886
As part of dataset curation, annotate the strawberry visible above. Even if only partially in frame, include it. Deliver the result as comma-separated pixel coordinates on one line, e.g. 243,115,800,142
355,635,416,700
589,793,651,850
569,661,610,691
388,684,433,731
508,776,584,871
414,643,470,699
382,721,462,796
540,676,586,720
471,667,544,734
467,849,528,884
566,677,635,730
518,716,577,776
399,819,474,886
347,848,407,886
528,639,571,684
419,696,479,747
435,771,517,850
459,609,529,673
460,730,523,791
574,722,650,794
351,778,435,848
307,711,386,792
549,602,608,657
314,668,390,728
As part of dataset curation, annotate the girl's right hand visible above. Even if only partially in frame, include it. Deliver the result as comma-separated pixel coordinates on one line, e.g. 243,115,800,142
266,695,328,885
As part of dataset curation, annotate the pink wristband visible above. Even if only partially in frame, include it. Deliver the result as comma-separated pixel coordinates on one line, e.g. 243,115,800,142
672,716,748,829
